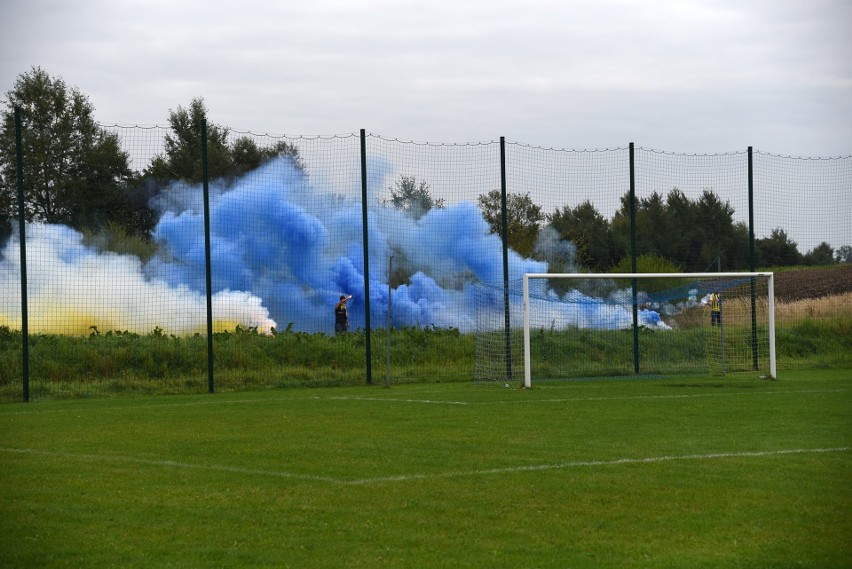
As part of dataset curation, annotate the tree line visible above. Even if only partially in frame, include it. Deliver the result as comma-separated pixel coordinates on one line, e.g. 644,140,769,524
2,67,849,272
0,67,301,249
393,178,850,272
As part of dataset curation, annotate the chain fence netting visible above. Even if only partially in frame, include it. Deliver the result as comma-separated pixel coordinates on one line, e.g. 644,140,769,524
1,124,850,400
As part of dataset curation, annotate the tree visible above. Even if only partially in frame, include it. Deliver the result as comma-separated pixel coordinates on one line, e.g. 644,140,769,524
145,97,231,183
477,190,544,258
610,188,749,271
804,242,835,265
384,175,444,220
693,190,749,270
230,137,303,177
547,200,621,271
836,245,852,263
611,191,671,266
611,253,683,294
756,228,803,267
0,67,136,231
145,98,303,184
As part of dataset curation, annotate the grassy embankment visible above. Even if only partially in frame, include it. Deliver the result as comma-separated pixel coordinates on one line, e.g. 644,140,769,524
1,293,849,401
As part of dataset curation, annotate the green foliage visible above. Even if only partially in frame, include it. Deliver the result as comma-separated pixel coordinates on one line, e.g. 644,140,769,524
144,97,303,185
380,175,446,286
144,97,231,183
1,312,848,401
756,228,803,267
384,175,444,220
547,199,622,271
477,190,544,258
776,317,852,368
81,221,159,261
0,326,474,399
611,188,750,272
610,253,681,274
608,254,685,293
0,67,143,235
803,241,835,265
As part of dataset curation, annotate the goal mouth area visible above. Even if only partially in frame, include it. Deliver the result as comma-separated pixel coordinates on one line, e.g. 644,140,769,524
522,272,776,387
473,272,776,386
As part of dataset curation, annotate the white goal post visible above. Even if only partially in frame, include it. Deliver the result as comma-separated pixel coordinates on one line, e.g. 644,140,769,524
522,272,776,387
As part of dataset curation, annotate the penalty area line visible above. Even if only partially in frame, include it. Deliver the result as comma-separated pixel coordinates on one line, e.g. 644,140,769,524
317,388,848,407
0,447,342,484
2,446,847,486
342,446,851,485
320,396,471,405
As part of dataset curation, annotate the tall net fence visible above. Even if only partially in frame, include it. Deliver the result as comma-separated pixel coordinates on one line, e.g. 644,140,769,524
363,136,502,382
475,145,630,382
1,123,850,401
633,148,751,271
754,153,851,259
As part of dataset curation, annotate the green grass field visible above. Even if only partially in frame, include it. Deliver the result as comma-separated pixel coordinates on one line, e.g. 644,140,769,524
1,370,850,568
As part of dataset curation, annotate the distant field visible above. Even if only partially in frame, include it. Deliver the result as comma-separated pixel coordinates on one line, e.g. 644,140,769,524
2,370,849,568
772,263,852,302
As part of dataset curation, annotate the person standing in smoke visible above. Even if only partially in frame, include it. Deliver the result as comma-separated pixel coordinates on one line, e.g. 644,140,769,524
335,295,352,334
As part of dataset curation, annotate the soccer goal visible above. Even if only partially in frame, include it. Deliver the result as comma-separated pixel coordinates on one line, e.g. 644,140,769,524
473,272,775,387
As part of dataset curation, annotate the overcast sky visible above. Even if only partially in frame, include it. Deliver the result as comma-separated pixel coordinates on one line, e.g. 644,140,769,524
2,0,851,155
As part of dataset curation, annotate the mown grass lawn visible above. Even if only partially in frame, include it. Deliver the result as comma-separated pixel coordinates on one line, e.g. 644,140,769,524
1,369,849,568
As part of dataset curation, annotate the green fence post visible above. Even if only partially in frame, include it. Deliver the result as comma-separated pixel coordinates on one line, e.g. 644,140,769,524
500,137,512,381
360,129,373,384
201,120,214,393
748,146,759,369
629,143,640,374
14,107,29,402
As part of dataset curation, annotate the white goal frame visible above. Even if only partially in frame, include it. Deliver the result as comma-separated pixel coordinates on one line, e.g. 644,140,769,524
522,272,776,387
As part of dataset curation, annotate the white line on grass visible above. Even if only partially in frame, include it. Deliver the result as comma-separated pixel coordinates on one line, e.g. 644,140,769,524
317,388,847,407
2,388,846,416
322,396,471,405
344,447,852,485
2,446,847,486
0,447,343,484
502,388,850,405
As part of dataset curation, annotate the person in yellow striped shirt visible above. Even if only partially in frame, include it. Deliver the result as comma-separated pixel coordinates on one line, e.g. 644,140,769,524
709,291,721,327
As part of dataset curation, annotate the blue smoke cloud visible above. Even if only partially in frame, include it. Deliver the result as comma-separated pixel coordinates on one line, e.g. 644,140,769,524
143,155,679,335
144,156,548,334
0,154,671,336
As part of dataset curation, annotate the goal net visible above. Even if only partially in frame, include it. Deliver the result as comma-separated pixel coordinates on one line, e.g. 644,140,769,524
474,272,776,386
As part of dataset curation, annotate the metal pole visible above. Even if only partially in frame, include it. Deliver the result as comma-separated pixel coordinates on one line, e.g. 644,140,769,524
499,137,512,381
523,275,531,388
717,257,726,374
629,143,639,374
747,146,759,369
386,256,392,388
747,147,756,273
360,129,373,384
14,107,29,402
201,120,214,393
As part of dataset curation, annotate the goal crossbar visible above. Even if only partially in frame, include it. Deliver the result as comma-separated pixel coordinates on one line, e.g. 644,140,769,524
522,272,776,387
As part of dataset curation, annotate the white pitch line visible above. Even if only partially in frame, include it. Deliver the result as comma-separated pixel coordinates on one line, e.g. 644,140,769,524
499,387,850,404
322,396,471,405
320,388,847,407
342,447,851,485
0,447,342,484
2,446,847,486
2,388,845,416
